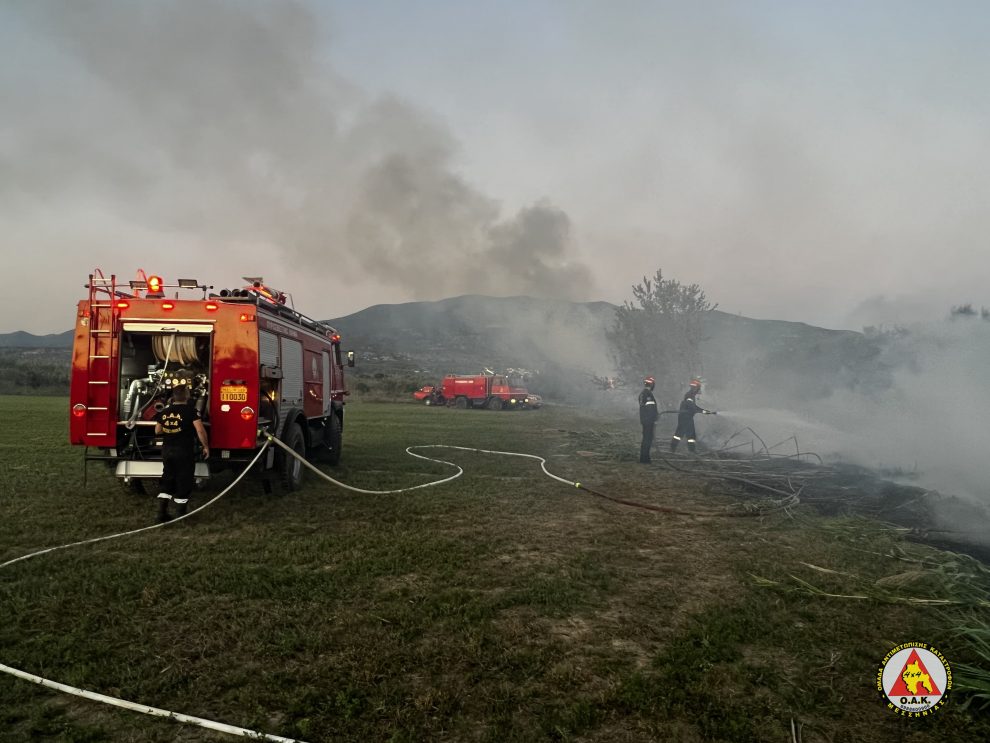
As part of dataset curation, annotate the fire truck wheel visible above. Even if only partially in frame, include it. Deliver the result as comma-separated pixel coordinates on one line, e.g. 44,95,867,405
324,414,342,467
455,396,469,409
487,397,503,411
424,397,433,406
278,423,306,492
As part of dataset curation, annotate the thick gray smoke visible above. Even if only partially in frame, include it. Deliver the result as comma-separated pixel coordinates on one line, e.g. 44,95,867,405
4,0,592,302
699,315,990,508
348,153,591,299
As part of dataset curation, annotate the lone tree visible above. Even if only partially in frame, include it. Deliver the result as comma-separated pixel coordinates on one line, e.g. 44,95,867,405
606,269,716,403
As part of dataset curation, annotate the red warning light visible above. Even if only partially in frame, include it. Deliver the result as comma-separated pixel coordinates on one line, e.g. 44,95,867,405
205,302,219,311
147,275,163,294
161,301,175,311
115,301,129,310
239,313,255,322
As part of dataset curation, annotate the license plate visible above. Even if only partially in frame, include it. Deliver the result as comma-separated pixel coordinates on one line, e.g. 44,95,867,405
220,385,248,402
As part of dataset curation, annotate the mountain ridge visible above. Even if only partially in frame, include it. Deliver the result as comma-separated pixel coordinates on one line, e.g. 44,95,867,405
1,295,877,405
0,294,857,349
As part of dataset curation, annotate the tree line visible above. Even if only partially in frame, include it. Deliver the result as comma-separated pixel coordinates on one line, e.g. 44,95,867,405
0,349,71,395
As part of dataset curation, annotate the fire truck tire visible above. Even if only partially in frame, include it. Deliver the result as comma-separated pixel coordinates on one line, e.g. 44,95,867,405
487,397,503,411
278,423,306,492
324,414,342,466
424,397,433,406
455,396,469,409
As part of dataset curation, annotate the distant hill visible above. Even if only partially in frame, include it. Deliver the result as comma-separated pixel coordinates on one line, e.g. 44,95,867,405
0,329,74,348
698,311,883,404
326,294,616,372
0,295,883,403
325,295,882,403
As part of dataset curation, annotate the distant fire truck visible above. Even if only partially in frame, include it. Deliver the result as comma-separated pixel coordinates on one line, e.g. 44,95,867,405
440,373,541,410
69,270,351,491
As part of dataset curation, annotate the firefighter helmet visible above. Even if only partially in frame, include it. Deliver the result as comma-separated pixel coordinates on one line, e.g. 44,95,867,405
644,376,655,388
689,378,702,389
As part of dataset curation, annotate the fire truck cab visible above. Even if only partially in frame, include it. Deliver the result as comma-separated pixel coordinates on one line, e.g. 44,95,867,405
69,271,350,491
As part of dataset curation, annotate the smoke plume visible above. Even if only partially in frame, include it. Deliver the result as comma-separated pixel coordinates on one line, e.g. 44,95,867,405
3,0,592,304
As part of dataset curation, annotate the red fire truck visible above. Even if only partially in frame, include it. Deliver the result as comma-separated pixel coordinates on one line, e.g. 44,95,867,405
441,373,541,410
69,270,351,491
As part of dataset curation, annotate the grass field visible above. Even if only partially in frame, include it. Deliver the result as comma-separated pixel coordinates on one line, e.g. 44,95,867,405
1,395,987,742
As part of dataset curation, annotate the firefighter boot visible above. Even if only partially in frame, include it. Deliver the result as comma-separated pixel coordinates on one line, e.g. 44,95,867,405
687,440,697,454
156,495,172,524
174,499,189,518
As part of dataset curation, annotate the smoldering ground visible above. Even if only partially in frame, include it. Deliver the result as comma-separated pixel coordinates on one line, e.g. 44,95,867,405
590,304,989,536
2,1,593,306
681,314,990,547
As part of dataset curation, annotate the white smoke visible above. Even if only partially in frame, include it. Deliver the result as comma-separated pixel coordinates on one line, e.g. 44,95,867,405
703,316,990,507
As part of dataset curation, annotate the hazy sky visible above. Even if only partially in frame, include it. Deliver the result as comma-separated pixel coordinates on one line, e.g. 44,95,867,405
2,0,988,334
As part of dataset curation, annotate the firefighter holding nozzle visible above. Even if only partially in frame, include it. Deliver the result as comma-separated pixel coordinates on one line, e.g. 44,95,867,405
638,376,659,463
670,379,716,453
155,384,210,523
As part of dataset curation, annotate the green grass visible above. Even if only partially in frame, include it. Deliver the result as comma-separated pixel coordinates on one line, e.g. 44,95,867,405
0,395,988,742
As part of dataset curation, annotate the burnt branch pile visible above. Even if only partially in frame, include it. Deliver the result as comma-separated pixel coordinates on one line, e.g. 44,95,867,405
658,428,990,563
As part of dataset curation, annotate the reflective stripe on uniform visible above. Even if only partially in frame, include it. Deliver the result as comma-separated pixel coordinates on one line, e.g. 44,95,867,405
672,435,681,440
157,493,173,501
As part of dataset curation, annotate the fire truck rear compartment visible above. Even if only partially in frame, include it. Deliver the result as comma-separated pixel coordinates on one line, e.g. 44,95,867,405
115,327,213,475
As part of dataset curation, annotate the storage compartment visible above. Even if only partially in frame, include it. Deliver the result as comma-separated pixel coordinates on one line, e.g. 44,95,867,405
116,324,213,455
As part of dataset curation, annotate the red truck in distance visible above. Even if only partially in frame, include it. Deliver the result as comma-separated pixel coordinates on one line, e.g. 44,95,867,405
436,373,541,410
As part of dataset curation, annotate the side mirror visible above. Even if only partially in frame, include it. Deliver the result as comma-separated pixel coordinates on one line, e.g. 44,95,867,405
346,350,355,368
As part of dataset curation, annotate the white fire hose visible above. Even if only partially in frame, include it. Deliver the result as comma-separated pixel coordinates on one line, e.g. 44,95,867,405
0,439,309,743
262,431,581,492
1,433,583,741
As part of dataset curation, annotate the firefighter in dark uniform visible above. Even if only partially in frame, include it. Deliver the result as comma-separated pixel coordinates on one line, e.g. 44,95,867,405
670,379,716,453
155,384,209,523
638,376,659,463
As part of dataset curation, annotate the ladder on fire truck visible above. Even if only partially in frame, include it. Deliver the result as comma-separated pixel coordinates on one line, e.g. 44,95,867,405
82,270,119,439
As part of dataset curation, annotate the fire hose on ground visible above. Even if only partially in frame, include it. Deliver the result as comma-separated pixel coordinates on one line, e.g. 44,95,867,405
2,428,801,742
262,431,800,518
0,439,309,743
